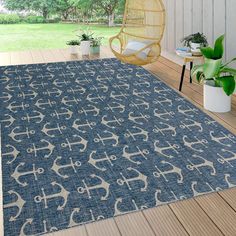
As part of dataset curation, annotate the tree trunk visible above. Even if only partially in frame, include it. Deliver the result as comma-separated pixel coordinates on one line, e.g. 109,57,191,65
42,8,48,19
108,12,115,27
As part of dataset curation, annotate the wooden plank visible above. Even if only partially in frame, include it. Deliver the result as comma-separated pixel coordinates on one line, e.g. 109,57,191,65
143,205,188,236
203,0,214,45
49,225,87,236
219,188,236,211
30,50,46,64
40,49,57,63
10,52,22,65
115,211,155,236
183,0,192,37
0,52,11,66
170,199,223,236
192,0,203,33
196,193,236,235
85,219,121,236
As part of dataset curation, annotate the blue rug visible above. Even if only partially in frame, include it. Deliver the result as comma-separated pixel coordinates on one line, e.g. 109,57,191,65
1,58,236,235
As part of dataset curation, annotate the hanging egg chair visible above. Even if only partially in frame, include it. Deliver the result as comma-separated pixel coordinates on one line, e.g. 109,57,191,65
109,0,165,66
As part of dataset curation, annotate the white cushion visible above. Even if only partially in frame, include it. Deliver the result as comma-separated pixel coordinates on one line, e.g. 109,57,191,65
123,41,151,60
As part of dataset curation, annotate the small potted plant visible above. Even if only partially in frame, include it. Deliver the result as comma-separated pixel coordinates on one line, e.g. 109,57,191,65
192,35,236,113
181,32,208,56
78,29,94,56
90,37,103,54
67,40,80,55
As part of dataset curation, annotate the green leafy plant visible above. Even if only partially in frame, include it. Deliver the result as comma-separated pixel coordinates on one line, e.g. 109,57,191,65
66,40,80,46
77,29,94,42
181,32,208,48
192,35,236,96
91,37,103,47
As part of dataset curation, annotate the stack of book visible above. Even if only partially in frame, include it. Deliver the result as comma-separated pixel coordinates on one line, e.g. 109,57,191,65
176,47,192,57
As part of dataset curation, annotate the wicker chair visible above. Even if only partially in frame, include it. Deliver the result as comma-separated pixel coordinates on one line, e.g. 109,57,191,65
109,0,165,66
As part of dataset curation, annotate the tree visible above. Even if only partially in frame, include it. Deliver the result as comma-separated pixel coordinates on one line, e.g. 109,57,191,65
56,0,75,20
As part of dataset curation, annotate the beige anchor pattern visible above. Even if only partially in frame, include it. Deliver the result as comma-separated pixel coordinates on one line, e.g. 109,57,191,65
1,58,236,236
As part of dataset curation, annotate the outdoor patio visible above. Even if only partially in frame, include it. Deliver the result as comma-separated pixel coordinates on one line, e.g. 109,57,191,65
0,47,236,236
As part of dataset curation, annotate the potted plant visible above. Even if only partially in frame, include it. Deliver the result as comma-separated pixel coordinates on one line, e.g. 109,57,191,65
192,35,236,113
78,30,94,56
67,40,80,55
181,32,208,56
90,37,103,54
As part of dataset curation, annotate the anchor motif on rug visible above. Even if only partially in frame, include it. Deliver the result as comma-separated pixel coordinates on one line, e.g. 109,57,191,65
78,104,100,116
154,140,179,158
96,75,112,82
154,109,175,121
133,80,150,87
154,87,171,96
2,144,20,164
191,181,221,197
0,76,10,83
133,89,151,98
110,91,129,101
125,126,148,141
35,99,56,109
94,131,119,147
72,119,96,133
177,105,198,117
51,108,73,120
112,82,130,90
101,115,124,128
210,131,235,147
183,135,208,152
53,79,71,87
1,114,15,127
43,88,62,97
122,145,148,164
114,198,147,216
11,162,44,187
0,92,12,102
27,139,55,158
88,151,117,171
224,174,236,188
4,190,26,221
153,97,172,107
8,127,35,142
51,156,81,179
7,102,29,113
180,118,203,132
75,77,92,85
105,102,125,113
20,218,57,236
116,73,132,80
155,189,185,206
153,122,176,137
18,90,38,100
187,154,216,176
77,174,110,200
61,96,81,107
5,82,24,91
21,111,45,123
67,85,86,95
91,83,108,93
153,161,184,183
205,118,218,127
61,135,88,152
41,122,66,137
130,98,149,110
29,81,48,89
86,93,106,104
117,167,147,192
34,182,69,210
128,112,150,125
217,149,236,167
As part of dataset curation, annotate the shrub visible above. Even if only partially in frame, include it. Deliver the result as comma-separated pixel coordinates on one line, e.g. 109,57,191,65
0,14,21,24
25,15,45,24
47,17,61,23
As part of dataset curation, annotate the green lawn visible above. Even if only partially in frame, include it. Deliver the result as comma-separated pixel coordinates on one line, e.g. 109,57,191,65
0,23,120,52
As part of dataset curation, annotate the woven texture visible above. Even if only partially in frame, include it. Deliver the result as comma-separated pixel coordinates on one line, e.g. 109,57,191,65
110,0,165,65
1,58,236,236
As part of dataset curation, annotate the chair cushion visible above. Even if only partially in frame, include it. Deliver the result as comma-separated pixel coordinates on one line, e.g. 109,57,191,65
123,41,151,60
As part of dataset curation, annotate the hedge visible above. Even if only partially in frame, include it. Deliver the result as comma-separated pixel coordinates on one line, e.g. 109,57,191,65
0,14,21,24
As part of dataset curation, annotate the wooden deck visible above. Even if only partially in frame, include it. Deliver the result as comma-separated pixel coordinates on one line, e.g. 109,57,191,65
0,47,236,236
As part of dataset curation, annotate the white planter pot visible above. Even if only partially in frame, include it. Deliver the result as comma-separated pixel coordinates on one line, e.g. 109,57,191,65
204,82,231,113
80,41,91,55
69,45,79,55
190,42,202,56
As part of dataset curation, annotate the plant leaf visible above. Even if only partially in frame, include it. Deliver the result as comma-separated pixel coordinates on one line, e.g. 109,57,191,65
216,75,236,96
196,71,204,83
221,57,236,68
203,58,222,78
191,64,204,77
200,47,214,59
221,67,236,75
213,35,225,59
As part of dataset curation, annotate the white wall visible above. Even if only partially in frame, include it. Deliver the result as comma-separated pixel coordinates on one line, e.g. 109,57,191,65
161,0,236,67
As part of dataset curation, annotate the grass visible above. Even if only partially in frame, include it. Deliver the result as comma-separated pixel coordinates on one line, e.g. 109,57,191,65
0,23,120,52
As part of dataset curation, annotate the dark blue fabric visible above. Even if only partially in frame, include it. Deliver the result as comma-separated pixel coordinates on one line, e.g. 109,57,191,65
1,58,236,236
